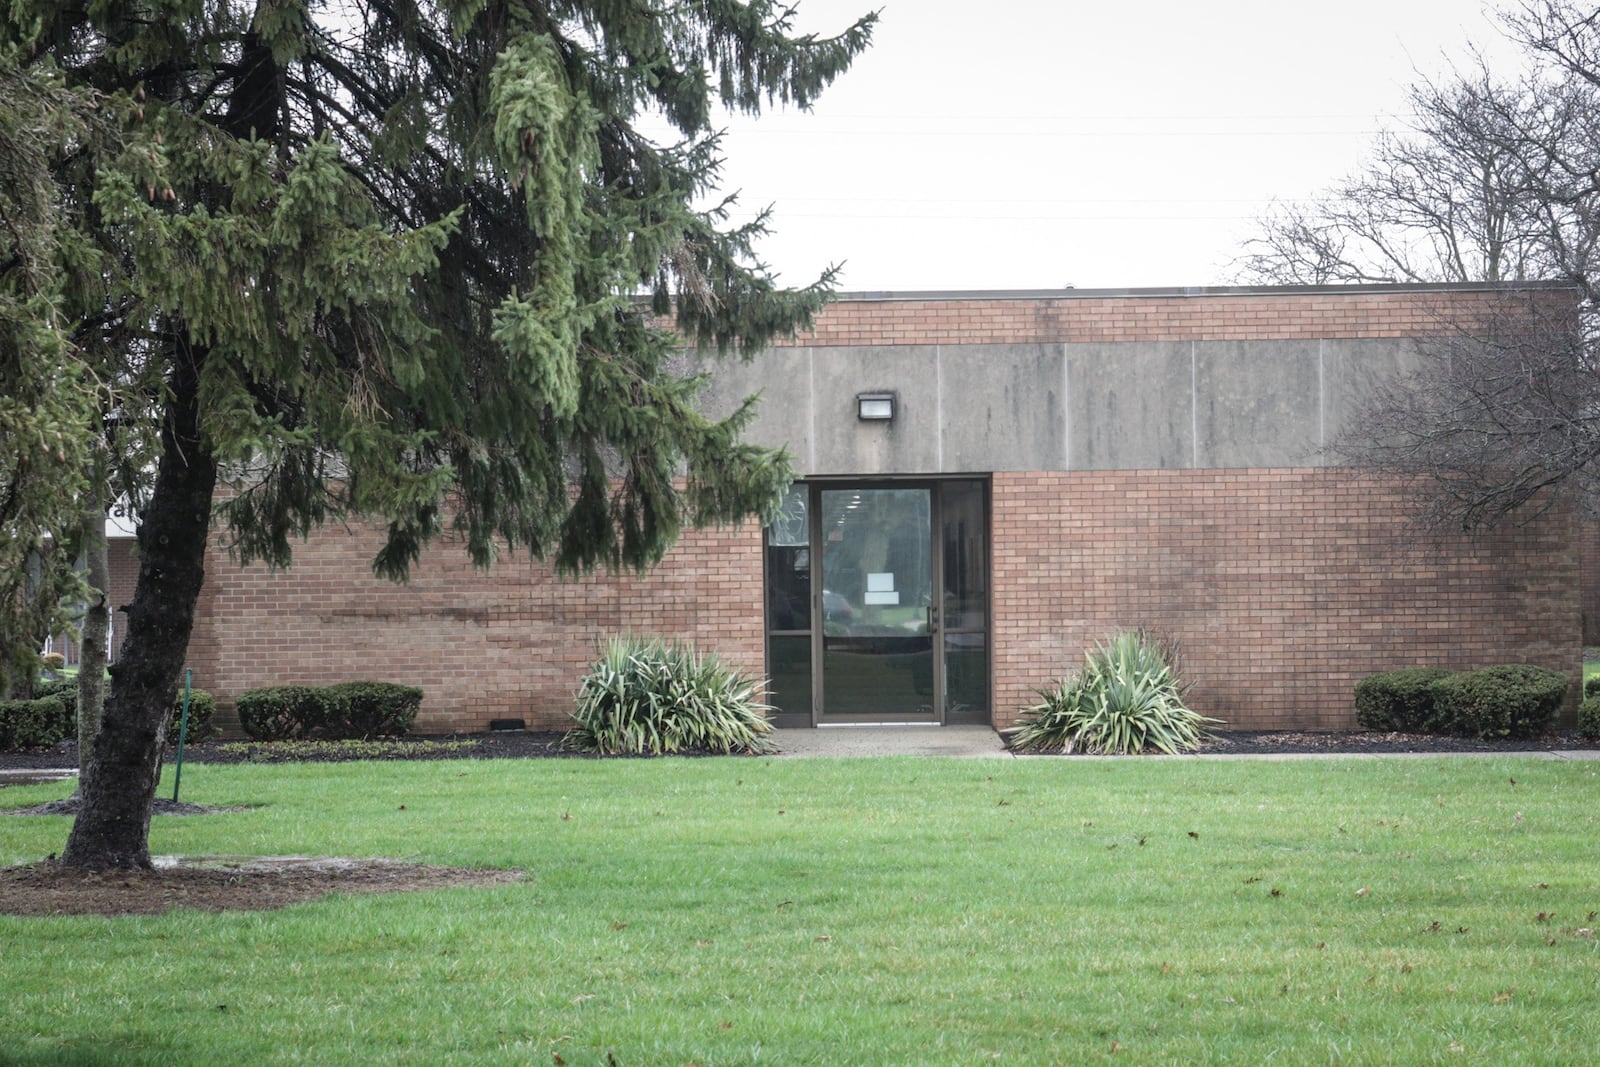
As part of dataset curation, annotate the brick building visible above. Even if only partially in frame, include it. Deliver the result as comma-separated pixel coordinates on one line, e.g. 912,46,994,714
164,283,1579,734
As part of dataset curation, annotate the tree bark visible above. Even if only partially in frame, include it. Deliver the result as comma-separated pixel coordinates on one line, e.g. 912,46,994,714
4,548,49,701
61,344,215,869
76,504,109,785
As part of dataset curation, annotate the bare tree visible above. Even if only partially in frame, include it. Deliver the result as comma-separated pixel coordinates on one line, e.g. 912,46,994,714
1240,1,1600,532
1339,288,1600,530
1237,66,1586,287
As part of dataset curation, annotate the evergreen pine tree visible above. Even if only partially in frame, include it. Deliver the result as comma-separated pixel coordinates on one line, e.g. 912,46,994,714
0,1,874,869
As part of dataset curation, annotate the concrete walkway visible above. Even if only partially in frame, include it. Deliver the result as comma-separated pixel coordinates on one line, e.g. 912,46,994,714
0,768,78,787
773,725,1010,758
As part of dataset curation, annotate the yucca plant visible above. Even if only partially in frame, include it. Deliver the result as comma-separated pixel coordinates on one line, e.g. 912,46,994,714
1010,630,1216,755
569,636,776,755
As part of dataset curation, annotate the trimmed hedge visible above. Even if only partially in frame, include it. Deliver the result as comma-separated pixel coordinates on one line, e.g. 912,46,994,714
1354,668,1455,732
0,696,73,750
1585,676,1600,700
33,678,79,704
168,688,217,745
236,685,329,741
1356,665,1571,740
1428,665,1568,740
324,681,422,738
1581,696,1600,741
236,682,422,740
23,680,217,747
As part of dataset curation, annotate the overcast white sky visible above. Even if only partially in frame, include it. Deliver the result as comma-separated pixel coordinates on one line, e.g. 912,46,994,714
691,0,1521,292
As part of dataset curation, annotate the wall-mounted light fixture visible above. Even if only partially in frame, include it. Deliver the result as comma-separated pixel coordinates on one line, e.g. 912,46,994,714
856,391,895,421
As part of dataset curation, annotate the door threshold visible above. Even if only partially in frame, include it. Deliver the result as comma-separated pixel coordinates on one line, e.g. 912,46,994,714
816,722,942,728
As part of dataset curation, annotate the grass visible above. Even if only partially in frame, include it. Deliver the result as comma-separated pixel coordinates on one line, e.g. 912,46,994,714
3,755,1599,1065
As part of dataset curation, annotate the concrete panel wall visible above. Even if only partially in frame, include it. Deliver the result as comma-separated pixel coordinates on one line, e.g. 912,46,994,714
696,348,816,471
1319,337,1428,455
808,346,943,475
701,337,1424,475
938,344,1065,472
1067,341,1192,469
1195,340,1322,468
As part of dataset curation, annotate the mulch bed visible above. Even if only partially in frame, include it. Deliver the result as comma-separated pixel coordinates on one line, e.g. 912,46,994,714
2,727,1595,772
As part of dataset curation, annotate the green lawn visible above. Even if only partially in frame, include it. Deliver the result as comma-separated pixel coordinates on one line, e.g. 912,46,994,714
3,755,1599,1065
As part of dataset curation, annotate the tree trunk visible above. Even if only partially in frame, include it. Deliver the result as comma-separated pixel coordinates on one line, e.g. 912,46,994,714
76,505,109,785
61,345,215,870
4,548,50,701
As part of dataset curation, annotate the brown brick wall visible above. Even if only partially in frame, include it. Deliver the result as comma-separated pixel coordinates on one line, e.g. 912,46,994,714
176,289,1582,733
47,537,140,667
1582,520,1600,646
107,538,138,662
184,464,1580,735
769,289,1549,347
990,468,1581,730
185,520,766,734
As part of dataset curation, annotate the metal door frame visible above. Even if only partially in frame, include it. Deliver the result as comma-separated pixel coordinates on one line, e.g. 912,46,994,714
763,477,990,727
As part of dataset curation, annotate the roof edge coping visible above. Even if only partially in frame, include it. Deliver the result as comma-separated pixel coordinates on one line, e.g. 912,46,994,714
824,280,1580,302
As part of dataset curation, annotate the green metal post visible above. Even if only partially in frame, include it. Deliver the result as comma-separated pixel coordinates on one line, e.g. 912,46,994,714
172,668,192,802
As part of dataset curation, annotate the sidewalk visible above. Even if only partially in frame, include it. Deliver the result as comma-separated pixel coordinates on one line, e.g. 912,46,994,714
0,768,78,787
772,725,1009,758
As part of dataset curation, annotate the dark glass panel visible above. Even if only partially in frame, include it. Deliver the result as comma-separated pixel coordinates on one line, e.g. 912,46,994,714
944,632,988,716
820,488,934,718
765,485,811,632
941,480,987,631
767,635,813,718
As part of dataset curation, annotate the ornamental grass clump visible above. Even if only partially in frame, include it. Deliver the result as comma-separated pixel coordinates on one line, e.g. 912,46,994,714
1011,630,1215,755
570,637,775,755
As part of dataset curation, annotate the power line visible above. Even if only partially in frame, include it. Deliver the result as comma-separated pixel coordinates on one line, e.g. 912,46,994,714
718,210,1270,222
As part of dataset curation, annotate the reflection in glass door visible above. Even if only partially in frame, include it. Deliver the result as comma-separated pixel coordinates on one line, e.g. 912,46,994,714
763,480,989,726
819,487,934,720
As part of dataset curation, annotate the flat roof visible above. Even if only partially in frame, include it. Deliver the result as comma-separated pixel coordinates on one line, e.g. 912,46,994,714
827,280,1580,302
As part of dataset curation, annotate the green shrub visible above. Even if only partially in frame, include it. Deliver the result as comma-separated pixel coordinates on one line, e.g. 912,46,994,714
32,678,79,704
1011,630,1216,755
167,688,217,745
1354,668,1457,731
1585,676,1600,700
1428,665,1568,740
569,636,775,755
235,685,331,741
323,681,422,738
0,696,73,750
1580,696,1600,741
234,681,422,741
22,680,216,745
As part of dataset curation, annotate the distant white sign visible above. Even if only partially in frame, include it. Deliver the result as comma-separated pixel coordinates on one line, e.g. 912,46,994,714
864,572,899,605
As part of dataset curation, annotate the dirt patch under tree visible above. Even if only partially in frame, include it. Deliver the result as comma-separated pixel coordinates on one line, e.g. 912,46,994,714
0,856,522,917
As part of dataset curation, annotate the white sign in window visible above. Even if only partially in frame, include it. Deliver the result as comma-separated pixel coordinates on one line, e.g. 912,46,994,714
863,572,899,605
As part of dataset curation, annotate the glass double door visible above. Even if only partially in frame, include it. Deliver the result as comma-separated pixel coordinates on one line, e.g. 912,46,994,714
765,481,988,725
